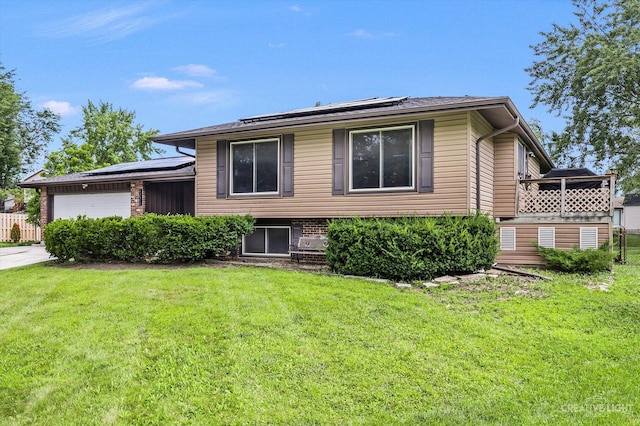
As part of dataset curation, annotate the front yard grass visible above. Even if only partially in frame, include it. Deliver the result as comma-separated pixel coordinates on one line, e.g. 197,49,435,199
1,263,639,424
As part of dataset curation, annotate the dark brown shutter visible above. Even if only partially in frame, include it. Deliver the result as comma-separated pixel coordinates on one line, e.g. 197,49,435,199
216,140,227,199
332,129,346,195
418,120,434,193
282,134,294,197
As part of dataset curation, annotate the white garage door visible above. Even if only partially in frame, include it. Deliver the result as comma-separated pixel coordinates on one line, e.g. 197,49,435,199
53,192,131,220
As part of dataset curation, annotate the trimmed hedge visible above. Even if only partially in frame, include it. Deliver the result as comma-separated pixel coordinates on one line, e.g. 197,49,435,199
43,214,255,263
326,213,498,281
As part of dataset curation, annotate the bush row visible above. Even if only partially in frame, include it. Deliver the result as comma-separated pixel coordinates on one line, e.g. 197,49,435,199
326,213,498,281
43,214,255,263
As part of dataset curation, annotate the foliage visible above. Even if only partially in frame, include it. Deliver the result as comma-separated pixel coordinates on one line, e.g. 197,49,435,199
43,214,254,263
326,213,498,281
1,264,639,424
527,0,640,193
0,62,60,188
10,223,21,243
0,187,23,205
536,242,615,273
25,191,40,227
43,100,162,176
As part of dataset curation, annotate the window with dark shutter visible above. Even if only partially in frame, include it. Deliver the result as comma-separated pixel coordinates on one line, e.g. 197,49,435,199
418,120,434,193
332,129,346,195
282,134,294,197
216,140,227,199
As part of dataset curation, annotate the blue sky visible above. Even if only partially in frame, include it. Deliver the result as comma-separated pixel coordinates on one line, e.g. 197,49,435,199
1,0,577,162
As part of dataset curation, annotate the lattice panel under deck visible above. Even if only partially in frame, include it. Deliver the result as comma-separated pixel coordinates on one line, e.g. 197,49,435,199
519,187,610,214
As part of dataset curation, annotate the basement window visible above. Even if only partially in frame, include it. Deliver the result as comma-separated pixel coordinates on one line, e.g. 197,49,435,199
243,226,291,256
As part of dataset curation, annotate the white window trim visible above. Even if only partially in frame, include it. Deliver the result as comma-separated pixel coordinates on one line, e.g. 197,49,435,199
538,227,556,249
580,227,598,250
500,227,516,251
348,124,415,192
230,138,281,196
242,225,291,257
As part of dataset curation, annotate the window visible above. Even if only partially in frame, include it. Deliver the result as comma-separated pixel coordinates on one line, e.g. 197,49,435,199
613,208,622,227
580,227,598,249
230,138,279,194
538,227,555,248
243,226,291,256
500,227,516,251
349,125,414,191
518,141,528,180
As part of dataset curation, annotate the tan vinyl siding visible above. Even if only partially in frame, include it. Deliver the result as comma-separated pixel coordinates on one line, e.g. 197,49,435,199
470,111,495,214
493,134,518,218
195,113,472,218
496,222,611,265
195,141,216,215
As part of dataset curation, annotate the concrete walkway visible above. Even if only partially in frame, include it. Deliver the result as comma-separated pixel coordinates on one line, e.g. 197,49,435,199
0,245,56,270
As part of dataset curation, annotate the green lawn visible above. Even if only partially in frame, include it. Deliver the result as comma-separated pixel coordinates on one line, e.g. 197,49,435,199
1,263,639,425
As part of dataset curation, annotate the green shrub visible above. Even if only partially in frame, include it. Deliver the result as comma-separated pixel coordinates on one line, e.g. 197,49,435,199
43,214,254,263
326,213,498,281
535,242,615,273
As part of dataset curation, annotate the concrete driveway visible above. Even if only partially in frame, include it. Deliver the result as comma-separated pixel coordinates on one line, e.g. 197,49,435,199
0,245,56,270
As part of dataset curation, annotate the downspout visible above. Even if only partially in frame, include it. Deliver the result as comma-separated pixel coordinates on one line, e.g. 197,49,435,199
176,146,196,158
475,117,519,211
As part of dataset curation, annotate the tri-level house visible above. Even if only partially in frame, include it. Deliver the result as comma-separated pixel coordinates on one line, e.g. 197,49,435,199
151,96,616,265
23,96,615,265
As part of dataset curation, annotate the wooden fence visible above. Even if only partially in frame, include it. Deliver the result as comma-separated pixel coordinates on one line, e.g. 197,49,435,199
0,213,42,242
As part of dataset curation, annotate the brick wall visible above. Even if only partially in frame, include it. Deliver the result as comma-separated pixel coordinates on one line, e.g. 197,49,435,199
130,181,145,217
40,187,49,225
292,218,329,236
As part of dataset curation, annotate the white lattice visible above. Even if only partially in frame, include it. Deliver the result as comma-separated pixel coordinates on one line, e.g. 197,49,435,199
565,188,610,212
519,186,610,214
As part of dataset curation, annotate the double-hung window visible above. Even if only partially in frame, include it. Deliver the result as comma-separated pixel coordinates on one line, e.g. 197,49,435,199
349,125,415,191
230,138,279,195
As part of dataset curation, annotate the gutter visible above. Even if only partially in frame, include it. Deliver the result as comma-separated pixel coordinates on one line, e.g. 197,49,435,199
475,117,519,211
176,146,196,158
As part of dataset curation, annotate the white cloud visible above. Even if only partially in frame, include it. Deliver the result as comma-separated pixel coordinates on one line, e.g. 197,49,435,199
40,100,78,117
172,90,236,105
290,5,303,12
348,29,376,40
173,64,217,78
36,3,179,43
131,76,203,91
268,42,286,48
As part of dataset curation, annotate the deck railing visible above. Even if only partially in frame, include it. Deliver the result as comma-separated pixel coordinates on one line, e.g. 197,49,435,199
518,175,615,217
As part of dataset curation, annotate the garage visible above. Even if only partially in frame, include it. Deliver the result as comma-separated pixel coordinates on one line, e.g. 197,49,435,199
52,192,131,220
20,156,196,225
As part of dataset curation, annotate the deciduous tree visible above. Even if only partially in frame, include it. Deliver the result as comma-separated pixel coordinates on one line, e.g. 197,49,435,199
44,100,161,176
0,62,60,188
527,0,640,192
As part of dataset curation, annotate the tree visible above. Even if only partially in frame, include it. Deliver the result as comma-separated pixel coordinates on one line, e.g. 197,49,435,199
527,0,640,192
25,190,41,227
44,100,161,176
0,62,60,188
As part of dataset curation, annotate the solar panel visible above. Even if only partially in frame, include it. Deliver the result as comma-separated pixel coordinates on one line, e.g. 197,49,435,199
240,97,408,123
85,156,194,176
